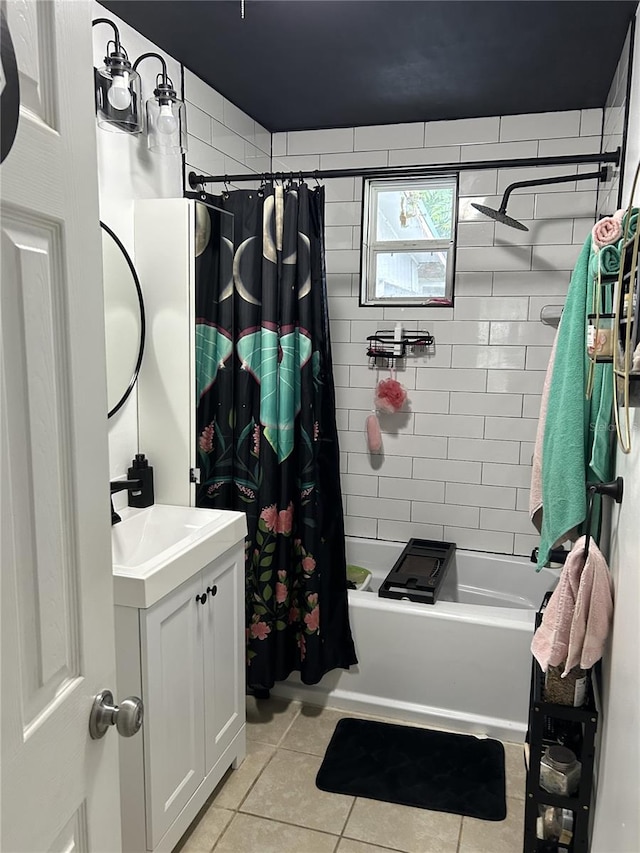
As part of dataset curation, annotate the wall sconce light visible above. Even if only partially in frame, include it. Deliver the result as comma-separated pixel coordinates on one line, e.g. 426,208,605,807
92,18,142,133
132,52,187,155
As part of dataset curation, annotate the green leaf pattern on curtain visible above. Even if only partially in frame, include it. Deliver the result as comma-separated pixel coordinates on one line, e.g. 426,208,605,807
196,323,233,399
237,327,313,462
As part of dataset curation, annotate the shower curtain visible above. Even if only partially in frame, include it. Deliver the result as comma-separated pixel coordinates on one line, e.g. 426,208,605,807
195,183,357,690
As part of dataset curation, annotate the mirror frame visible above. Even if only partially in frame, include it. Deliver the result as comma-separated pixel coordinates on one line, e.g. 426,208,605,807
101,221,146,418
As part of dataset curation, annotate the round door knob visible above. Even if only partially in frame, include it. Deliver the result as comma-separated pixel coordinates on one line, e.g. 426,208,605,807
89,689,144,739
206,585,217,597
196,593,207,604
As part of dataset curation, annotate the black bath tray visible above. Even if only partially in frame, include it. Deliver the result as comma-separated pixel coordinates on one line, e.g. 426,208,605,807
378,538,456,605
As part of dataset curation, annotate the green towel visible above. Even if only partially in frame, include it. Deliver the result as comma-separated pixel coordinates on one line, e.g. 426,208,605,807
595,244,621,276
537,237,614,569
620,208,639,243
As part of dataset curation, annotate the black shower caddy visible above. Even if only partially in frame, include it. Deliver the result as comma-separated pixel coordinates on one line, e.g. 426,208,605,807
523,593,600,853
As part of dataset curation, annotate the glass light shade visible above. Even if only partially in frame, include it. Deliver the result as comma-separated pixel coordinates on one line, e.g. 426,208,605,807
146,96,187,154
95,64,142,133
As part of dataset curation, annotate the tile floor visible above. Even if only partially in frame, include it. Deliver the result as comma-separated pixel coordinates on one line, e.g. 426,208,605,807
175,698,526,853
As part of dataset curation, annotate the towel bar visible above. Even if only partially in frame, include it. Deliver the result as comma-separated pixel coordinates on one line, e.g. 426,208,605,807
583,477,624,560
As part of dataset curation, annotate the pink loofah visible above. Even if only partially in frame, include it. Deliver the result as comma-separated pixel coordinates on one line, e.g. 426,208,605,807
374,378,407,413
365,414,382,453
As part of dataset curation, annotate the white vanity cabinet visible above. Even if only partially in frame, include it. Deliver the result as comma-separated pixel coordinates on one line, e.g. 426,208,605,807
115,538,246,853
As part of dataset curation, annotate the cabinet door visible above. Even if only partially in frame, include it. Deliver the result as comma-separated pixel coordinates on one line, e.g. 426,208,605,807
141,572,205,848
203,546,245,775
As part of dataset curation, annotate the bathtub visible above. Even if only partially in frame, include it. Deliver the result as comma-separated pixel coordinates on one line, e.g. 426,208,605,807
272,537,558,741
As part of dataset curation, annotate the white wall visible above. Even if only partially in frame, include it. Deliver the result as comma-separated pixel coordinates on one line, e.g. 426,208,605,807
93,3,182,481
592,19,640,853
94,4,266,482
273,110,603,555
183,69,270,193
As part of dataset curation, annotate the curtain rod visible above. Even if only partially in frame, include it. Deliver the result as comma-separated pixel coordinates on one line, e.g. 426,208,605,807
188,148,620,188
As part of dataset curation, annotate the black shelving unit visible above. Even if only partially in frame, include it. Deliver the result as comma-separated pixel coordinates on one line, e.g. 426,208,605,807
523,597,600,853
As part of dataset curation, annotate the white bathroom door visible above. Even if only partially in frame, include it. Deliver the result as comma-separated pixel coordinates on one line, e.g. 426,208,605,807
1,1,122,851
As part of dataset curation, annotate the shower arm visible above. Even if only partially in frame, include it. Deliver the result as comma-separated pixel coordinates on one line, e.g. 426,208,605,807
497,166,609,215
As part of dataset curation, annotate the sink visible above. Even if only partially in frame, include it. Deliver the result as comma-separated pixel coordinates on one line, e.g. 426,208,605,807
112,504,224,569
112,504,247,609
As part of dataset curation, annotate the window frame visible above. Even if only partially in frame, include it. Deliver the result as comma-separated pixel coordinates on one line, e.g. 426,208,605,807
359,174,458,307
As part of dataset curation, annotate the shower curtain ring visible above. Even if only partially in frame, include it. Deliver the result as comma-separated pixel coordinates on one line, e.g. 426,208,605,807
313,171,321,186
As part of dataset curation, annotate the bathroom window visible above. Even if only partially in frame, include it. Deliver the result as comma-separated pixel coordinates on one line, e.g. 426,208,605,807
360,175,457,306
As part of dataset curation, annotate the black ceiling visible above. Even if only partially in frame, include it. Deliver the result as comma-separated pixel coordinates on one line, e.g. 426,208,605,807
101,0,637,133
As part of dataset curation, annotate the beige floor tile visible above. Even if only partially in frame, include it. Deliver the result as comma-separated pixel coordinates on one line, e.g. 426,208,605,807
343,798,461,853
246,696,301,746
281,705,354,757
458,797,525,853
240,747,353,834
211,740,276,810
503,741,526,801
337,838,405,853
215,812,338,853
281,704,452,758
175,806,233,852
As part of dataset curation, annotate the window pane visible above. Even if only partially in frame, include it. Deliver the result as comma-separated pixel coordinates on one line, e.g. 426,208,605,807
374,251,448,300
376,186,454,242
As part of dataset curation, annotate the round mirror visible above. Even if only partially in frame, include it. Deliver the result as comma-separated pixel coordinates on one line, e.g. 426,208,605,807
101,222,145,418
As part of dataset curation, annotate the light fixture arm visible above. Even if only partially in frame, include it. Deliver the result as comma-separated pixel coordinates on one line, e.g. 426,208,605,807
133,52,170,88
92,17,123,56
497,166,609,215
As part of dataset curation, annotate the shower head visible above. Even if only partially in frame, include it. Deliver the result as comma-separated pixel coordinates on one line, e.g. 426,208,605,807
470,202,529,231
470,165,610,233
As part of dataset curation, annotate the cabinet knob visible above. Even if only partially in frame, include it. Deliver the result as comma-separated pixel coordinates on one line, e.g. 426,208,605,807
196,593,207,605
206,585,218,597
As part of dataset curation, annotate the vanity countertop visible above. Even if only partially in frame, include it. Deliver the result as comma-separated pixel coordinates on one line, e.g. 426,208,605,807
112,504,247,609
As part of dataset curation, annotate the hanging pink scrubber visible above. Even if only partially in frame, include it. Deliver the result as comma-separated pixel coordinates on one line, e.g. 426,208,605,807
374,377,407,413
365,413,382,453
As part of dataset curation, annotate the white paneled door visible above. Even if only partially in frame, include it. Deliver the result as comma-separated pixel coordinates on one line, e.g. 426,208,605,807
1,2,122,851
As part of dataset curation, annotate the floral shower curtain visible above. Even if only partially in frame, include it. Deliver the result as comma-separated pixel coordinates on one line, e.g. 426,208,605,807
195,183,357,690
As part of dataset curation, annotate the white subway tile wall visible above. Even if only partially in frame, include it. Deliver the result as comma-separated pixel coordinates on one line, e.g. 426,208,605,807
184,69,269,190
273,110,601,556
597,28,630,217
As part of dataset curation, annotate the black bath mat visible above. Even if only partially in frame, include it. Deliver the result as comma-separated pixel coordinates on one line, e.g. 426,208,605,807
316,718,506,821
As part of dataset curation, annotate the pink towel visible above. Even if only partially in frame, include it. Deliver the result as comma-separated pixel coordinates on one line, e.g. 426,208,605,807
531,536,613,674
591,215,622,248
531,537,584,671
564,539,613,674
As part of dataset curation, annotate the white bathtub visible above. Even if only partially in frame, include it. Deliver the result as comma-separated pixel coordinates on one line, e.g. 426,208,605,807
272,537,558,741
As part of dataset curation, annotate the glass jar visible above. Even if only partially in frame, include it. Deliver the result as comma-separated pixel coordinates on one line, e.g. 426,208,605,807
540,745,581,796
587,313,615,360
536,805,574,846
544,663,588,707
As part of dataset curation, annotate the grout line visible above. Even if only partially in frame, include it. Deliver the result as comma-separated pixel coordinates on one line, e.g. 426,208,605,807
232,742,280,812
274,702,303,748
456,816,465,853
230,804,344,843
210,808,236,852
338,794,357,838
